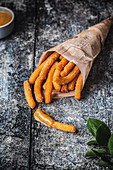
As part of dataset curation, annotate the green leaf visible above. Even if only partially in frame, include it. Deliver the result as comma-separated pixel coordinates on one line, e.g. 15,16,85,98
86,138,98,145
96,124,111,146
85,148,107,157
92,149,113,166
97,160,113,168
87,118,109,137
108,134,113,156
85,150,96,157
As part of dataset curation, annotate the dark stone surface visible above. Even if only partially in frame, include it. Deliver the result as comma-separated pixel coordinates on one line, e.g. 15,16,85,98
0,0,113,170
0,0,35,169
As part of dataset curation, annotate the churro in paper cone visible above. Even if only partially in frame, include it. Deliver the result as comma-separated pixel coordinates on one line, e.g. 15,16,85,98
38,17,113,98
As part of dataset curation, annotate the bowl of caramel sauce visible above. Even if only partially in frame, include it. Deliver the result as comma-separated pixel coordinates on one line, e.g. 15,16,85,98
0,7,14,39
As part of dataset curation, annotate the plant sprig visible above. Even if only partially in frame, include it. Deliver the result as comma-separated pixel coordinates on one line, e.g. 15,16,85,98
85,118,113,168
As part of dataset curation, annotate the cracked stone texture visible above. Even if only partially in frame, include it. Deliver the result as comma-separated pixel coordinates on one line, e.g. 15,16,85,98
0,0,35,169
0,0,113,170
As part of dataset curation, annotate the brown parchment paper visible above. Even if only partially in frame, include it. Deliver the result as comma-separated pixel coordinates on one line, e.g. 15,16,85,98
39,17,113,98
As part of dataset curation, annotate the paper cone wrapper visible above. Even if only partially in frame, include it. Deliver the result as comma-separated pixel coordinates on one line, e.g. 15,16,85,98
38,17,113,98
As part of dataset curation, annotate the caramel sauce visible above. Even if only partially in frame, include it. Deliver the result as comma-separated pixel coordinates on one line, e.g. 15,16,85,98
0,10,12,26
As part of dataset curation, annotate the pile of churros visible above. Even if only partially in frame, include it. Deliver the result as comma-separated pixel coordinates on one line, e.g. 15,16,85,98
24,51,83,108
23,51,81,132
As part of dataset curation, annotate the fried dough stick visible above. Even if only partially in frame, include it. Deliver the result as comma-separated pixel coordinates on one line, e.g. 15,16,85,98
29,56,50,84
75,73,83,100
45,62,58,103
53,69,61,91
34,52,59,103
54,65,80,85
53,57,68,91
61,62,75,77
68,73,79,91
24,80,36,109
61,85,68,93
52,122,76,132
34,109,76,132
56,57,69,71
43,57,60,90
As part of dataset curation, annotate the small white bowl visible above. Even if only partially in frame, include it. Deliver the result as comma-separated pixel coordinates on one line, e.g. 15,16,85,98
0,7,14,39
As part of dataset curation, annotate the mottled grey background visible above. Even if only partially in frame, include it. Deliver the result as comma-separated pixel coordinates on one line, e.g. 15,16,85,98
0,0,113,169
